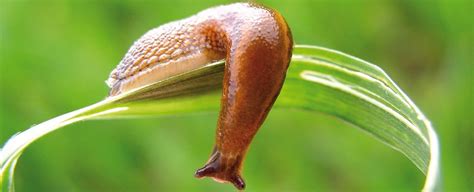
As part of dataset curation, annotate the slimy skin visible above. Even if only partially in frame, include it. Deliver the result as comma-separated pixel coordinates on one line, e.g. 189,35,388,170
107,3,293,190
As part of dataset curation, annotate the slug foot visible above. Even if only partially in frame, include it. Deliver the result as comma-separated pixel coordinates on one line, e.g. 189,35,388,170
195,149,245,190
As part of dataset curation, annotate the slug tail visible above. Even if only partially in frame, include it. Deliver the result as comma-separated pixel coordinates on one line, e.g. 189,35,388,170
194,148,246,190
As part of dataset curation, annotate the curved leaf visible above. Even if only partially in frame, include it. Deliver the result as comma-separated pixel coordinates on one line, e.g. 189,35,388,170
0,45,440,191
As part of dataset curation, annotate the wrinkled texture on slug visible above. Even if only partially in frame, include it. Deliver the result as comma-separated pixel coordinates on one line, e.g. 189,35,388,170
107,3,293,190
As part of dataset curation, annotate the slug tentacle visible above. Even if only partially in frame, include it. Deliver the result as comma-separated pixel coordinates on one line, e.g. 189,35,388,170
107,3,292,190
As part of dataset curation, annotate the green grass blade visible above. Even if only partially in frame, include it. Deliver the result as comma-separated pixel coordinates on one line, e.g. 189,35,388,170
0,45,440,191
292,45,439,191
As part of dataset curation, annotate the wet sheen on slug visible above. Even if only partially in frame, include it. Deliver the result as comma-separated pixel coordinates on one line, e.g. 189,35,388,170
107,3,293,190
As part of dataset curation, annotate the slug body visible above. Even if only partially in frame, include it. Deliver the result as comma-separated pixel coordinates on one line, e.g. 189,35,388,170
107,3,293,190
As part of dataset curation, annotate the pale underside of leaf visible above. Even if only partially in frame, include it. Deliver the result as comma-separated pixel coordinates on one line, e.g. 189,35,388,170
0,45,440,192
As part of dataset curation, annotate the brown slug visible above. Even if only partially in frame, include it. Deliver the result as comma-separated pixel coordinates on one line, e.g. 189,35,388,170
106,3,293,190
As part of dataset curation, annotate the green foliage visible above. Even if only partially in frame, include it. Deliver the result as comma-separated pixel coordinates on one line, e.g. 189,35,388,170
1,45,439,191
1,0,471,191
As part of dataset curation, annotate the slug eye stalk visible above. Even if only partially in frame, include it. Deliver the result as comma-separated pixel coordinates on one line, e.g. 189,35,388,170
106,2,292,190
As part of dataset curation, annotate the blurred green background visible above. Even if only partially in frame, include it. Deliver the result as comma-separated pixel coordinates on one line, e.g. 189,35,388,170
0,0,472,191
